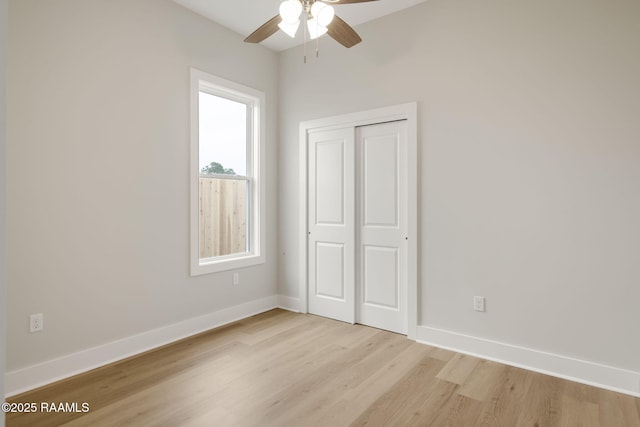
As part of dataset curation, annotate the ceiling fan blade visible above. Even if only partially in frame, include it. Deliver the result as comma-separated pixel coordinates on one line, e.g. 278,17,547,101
323,0,379,4
327,15,362,48
244,15,281,44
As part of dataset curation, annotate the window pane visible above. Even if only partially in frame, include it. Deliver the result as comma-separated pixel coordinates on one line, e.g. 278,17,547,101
198,92,247,176
199,177,248,259
198,92,249,260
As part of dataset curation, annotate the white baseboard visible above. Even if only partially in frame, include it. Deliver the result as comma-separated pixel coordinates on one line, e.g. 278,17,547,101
277,295,300,312
416,326,640,398
5,295,279,397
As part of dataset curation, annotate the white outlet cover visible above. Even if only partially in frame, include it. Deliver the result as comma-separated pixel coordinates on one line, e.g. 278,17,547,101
30,313,44,333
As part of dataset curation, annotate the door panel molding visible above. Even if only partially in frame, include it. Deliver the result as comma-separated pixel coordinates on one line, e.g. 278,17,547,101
363,132,399,228
315,242,346,300
362,245,399,309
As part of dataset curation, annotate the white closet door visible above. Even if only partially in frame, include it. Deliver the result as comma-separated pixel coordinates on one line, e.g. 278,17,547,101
356,121,408,334
308,128,355,324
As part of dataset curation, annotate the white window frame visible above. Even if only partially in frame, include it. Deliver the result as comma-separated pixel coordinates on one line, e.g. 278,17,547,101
190,68,266,276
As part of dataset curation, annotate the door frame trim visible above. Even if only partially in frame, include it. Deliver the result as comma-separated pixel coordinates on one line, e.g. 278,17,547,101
299,103,418,340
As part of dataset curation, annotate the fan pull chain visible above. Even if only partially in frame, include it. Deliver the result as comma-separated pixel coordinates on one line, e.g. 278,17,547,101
303,15,308,64
313,11,320,59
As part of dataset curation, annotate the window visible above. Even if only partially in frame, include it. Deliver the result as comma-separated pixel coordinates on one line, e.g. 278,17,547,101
190,69,265,275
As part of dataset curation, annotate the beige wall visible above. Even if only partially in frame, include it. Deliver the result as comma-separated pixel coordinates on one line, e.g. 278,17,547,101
7,0,279,371
278,0,640,371
1,0,7,417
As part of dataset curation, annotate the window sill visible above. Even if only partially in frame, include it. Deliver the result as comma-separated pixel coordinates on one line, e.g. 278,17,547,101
190,253,265,276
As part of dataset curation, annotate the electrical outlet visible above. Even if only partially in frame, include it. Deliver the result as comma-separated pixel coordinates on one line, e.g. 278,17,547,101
30,313,44,333
233,272,240,286
473,296,486,312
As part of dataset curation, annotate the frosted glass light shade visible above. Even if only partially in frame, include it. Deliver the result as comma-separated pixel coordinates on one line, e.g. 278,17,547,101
279,0,303,23
307,19,328,40
278,20,300,38
310,2,335,27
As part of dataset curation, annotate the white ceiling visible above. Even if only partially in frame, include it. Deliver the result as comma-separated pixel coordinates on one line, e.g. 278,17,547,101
173,0,427,52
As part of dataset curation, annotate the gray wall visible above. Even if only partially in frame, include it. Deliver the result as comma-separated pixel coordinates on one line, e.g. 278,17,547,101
278,0,640,371
1,0,7,419
7,0,279,371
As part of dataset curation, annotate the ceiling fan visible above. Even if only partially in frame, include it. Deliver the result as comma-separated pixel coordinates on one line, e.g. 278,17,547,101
244,0,379,49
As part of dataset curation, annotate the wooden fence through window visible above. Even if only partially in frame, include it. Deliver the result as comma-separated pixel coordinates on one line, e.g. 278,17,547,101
199,177,247,259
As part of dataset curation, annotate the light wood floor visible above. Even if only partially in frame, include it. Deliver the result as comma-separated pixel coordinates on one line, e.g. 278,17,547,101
6,309,640,426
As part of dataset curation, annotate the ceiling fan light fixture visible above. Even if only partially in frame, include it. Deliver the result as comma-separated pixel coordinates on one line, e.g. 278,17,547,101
279,0,303,23
244,0,364,52
278,19,300,38
307,18,328,40
310,2,335,27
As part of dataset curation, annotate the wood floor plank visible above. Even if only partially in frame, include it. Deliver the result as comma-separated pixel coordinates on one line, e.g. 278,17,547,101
243,329,388,424
473,365,534,427
558,395,600,427
311,342,433,426
350,355,453,426
428,346,456,362
428,394,486,427
436,352,481,385
596,394,627,427
514,370,563,426
391,376,459,426
6,309,640,427
457,359,504,402
270,332,415,426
